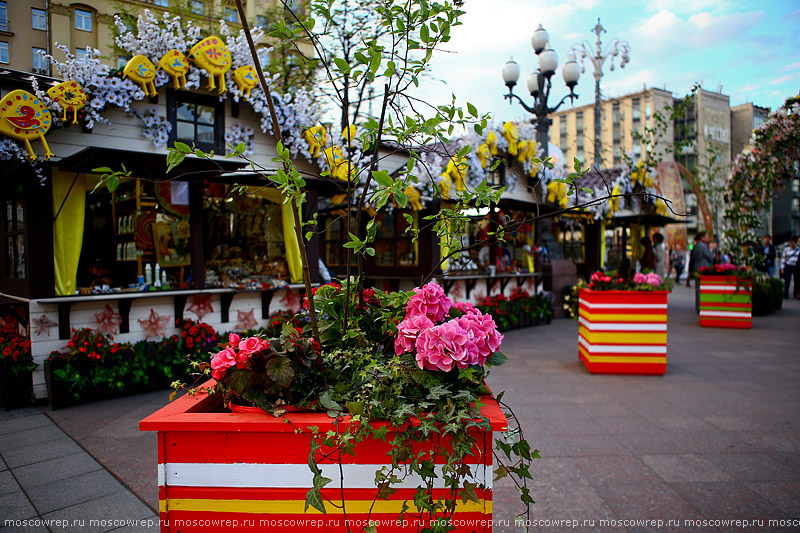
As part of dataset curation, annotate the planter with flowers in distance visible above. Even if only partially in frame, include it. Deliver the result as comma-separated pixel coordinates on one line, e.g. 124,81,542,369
698,264,752,329
141,282,533,532
578,272,671,375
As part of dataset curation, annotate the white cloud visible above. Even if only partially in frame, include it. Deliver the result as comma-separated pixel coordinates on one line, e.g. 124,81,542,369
769,73,797,85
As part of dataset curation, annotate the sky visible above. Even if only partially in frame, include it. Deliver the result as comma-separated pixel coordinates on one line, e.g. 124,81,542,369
414,0,800,126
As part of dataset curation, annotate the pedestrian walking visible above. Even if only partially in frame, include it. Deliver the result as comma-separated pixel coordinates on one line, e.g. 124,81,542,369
670,247,685,283
653,233,667,278
760,234,777,277
780,236,799,299
690,231,714,313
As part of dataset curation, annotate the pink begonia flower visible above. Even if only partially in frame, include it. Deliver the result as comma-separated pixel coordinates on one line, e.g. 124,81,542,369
644,273,662,286
210,347,237,380
406,283,452,322
229,333,241,346
395,315,434,355
236,336,267,368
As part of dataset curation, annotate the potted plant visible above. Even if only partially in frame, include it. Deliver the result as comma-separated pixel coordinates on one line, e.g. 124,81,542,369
698,264,753,328
0,318,37,410
143,282,532,531
578,272,672,375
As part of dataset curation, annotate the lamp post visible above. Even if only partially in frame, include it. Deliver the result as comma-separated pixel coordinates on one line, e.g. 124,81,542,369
502,23,580,160
570,18,630,165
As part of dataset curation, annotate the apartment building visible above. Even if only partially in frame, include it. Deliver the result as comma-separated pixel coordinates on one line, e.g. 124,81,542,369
0,0,50,75
0,1,304,74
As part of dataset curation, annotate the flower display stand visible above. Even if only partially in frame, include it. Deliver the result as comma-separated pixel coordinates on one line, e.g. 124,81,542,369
699,275,752,329
140,381,507,532
578,289,668,375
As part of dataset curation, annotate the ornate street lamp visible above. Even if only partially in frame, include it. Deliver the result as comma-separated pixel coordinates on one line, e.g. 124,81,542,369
570,18,630,164
502,23,580,159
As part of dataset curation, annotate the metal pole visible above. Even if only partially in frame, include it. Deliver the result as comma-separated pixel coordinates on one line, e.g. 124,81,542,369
594,78,602,165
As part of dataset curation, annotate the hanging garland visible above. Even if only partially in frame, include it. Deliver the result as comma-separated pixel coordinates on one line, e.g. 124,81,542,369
725,96,800,266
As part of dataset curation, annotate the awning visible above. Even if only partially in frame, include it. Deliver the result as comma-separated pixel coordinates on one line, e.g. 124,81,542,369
610,213,688,227
54,147,247,180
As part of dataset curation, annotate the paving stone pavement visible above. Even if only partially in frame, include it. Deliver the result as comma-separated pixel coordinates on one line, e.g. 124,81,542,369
0,283,797,532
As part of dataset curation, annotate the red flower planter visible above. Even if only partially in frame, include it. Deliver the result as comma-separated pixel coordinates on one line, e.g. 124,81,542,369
140,380,507,532
578,289,668,375
699,275,752,329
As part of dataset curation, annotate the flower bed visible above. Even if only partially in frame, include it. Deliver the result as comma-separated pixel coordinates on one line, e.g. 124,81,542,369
698,275,752,329
476,289,553,332
0,317,36,410
140,379,506,532
577,272,671,375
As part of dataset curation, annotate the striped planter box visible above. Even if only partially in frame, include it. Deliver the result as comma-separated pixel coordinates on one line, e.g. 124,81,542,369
578,289,668,375
140,381,507,532
699,275,752,329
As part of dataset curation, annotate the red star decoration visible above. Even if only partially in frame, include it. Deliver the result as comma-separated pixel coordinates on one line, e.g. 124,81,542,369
525,278,536,291
187,294,213,320
94,304,121,335
280,289,301,312
450,282,464,299
235,308,258,330
33,314,58,337
138,309,171,340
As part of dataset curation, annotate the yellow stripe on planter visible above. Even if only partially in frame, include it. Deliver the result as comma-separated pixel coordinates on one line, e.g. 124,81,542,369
579,311,667,323
578,326,666,345
164,498,489,515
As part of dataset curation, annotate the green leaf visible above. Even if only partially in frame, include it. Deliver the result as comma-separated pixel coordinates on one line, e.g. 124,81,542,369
265,356,294,388
304,473,332,513
345,400,364,416
226,368,254,396
467,102,478,117
420,23,430,43
174,141,191,154
319,391,342,411
372,169,393,187
369,50,381,75
493,464,509,480
91,167,112,173
106,175,120,192
485,351,508,367
393,189,408,208
333,57,350,75
460,481,480,504
372,425,390,442
365,247,375,257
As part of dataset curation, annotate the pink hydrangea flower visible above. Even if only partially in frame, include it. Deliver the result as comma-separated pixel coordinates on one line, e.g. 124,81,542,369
644,273,662,286
456,311,503,366
415,320,470,372
406,283,452,322
395,315,434,355
210,347,237,380
451,300,477,315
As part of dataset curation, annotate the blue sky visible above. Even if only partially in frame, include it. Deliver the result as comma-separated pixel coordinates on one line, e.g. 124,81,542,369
416,0,800,125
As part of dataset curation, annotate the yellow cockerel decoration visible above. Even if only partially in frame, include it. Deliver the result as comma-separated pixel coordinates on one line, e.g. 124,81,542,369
502,122,519,156
46,81,87,125
188,36,232,94
123,55,157,97
516,139,542,176
606,184,622,218
158,49,190,90
341,124,357,146
546,181,569,209
322,146,352,181
630,161,655,188
303,125,327,158
476,142,491,169
232,65,258,97
404,187,423,211
655,198,668,216
0,90,54,160
439,156,468,199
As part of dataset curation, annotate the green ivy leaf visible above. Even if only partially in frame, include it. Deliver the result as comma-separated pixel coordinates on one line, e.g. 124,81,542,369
304,473,332,514
460,481,480,504
372,425,390,442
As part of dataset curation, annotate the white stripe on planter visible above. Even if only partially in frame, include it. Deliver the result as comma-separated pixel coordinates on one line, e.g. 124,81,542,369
578,317,666,332
698,310,751,318
699,286,741,292
159,462,489,490
578,299,667,310
578,336,666,354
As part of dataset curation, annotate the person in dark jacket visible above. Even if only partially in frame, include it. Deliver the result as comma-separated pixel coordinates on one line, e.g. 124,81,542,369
690,231,714,312
760,235,777,276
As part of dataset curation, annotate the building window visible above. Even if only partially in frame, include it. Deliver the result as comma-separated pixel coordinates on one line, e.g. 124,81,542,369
3,186,26,280
793,198,799,213
0,42,8,64
154,0,169,6
74,48,88,64
191,1,204,15
75,9,92,32
632,98,641,122
576,111,584,133
256,15,267,28
32,48,48,73
257,47,270,68
32,8,47,30
612,102,620,124
168,91,224,152
0,2,7,33
224,7,238,23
